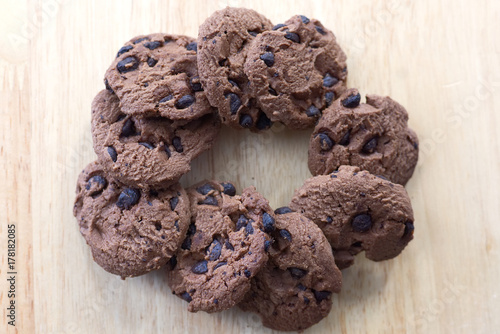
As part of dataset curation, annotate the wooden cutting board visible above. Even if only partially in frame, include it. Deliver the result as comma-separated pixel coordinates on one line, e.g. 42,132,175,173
1,0,499,333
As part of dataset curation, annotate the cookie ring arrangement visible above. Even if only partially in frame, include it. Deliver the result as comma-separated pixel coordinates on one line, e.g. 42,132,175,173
74,8,419,332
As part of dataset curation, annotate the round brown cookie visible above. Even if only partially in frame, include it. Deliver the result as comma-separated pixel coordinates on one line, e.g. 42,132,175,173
166,180,275,313
73,161,190,279
239,211,342,332
91,90,220,188
197,7,273,131
104,33,213,121
244,15,347,130
308,88,419,185
289,165,415,269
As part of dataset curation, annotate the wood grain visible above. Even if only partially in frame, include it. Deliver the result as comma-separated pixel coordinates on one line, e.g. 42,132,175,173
1,0,499,333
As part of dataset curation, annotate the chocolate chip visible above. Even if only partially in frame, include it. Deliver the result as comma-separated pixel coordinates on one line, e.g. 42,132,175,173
244,269,251,278
228,79,239,88
226,93,241,115
325,91,335,106
133,37,149,44
120,118,136,137
351,241,362,248
107,146,117,162
352,214,372,232
280,229,292,242
214,261,227,270
208,239,222,261
180,292,192,302
260,52,275,67
147,57,158,67
190,76,203,92
403,221,414,237
116,45,133,57
213,299,218,304
256,112,272,130
86,175,107,196
306,105,321,117
300,15,310,24
245,222,254,235
218,58,228,67
313,290,331,303
264,240,271,252
304,297,310,304
174,220,179,231
362,137,378,154
186,42,197,51
144,41,161,50
341,93,361,108
288,267,308,279
285,32,301,43
139,142,154,149
149,189,159,196
175,95,195,109
192,260,208,274
202,195,218,206
331,174,337,178
104,80,114,95
275,207,292,215
248,31,258,37
236,215,249,231
268,86,278,96
225,240,234,251
376,175,389,181
239,114,253,128
339,130,350,146
262,213,276,233
155,223,162,231
272,23,286,30
323,74,339,87
116,188,140,210
164,146,171,157
172,137,183,153
197,183,215,195
159,95,173,103
117,56,139,74
168,256,177,270
315,26,326,35
318,133,334,151
297,283,307,291
170,196,179,210
221,182,236,196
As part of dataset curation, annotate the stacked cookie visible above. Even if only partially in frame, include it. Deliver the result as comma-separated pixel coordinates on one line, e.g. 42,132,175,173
73,7,419,332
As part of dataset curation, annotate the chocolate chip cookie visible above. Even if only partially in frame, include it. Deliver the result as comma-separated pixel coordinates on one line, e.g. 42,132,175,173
244,15,347,129
197,7,273,130
239,210,342,331
166,181,274,313
289,165,415,269
308,88,419,185
73,161,190,278
104,33,213,121
91,90,220,188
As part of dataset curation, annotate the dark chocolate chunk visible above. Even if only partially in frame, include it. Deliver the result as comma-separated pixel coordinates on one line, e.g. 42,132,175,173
208,239,222,261
221,182,236,196
116,45,133,57
288,267,308,279
341,93,361,108
155,223,162,231
244,269,251,278
300,15,310,24
362,137,378,154
306,105,321,117
236,215,249,231
239,114,253,128
169,196,179,210
325,91,335,106
133,37,149,44
147,57,158,67
117,56,139,74
297,283,307,291
139,142,154,149
245,222,254,235
175,95,195,109
202,195,218,206
144,41,162,50
159,95,173,103
186,42,197,51
268,86,278,96
260,52,275,67
164,145,171,157
339,130,350,146
315,26,326,35
403,221,415,237
107,146,117,162
256,112,272,130
197,183,215,195
318,133,334,151
285,32,301,43
168,255,177,270
313,290,332,303
264,240,271,252
323,73,339,87
86,175,107,196
351,214,372,232
104,78,114,93
272,23,286,30
326,216,333,224
120,118,136,137
226,93,241,115
262,213,276,233
214,261,227,270
274,207,292,215
192,260,208,274
180,292,192,302
172,137,183,153
116,188,140,210
190,76,203,92
225,240,234,251
280,229,292,242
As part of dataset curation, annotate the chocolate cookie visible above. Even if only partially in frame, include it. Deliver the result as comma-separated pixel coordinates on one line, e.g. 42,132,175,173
91,90,220,188
104,33,213,121
239,211,342,331
166,181,274,313
197,7,273,130
244,15,347,129
289,165,414,269
73,161,190,278
308,88,419,185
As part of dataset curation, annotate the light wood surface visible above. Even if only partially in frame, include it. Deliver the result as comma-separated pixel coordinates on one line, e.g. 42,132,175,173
1,0,499,333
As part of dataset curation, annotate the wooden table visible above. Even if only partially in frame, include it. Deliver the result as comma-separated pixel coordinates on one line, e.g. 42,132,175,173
1,0,499,333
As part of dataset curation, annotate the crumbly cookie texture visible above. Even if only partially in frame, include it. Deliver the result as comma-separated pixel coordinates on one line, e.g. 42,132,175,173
73,161,190,278
91,90,220,188
166,180,274,313
105,33,213,121
244,15,347,129
239,210,342,331
308,88,419,185
197,7,273,131
290,165,415,269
